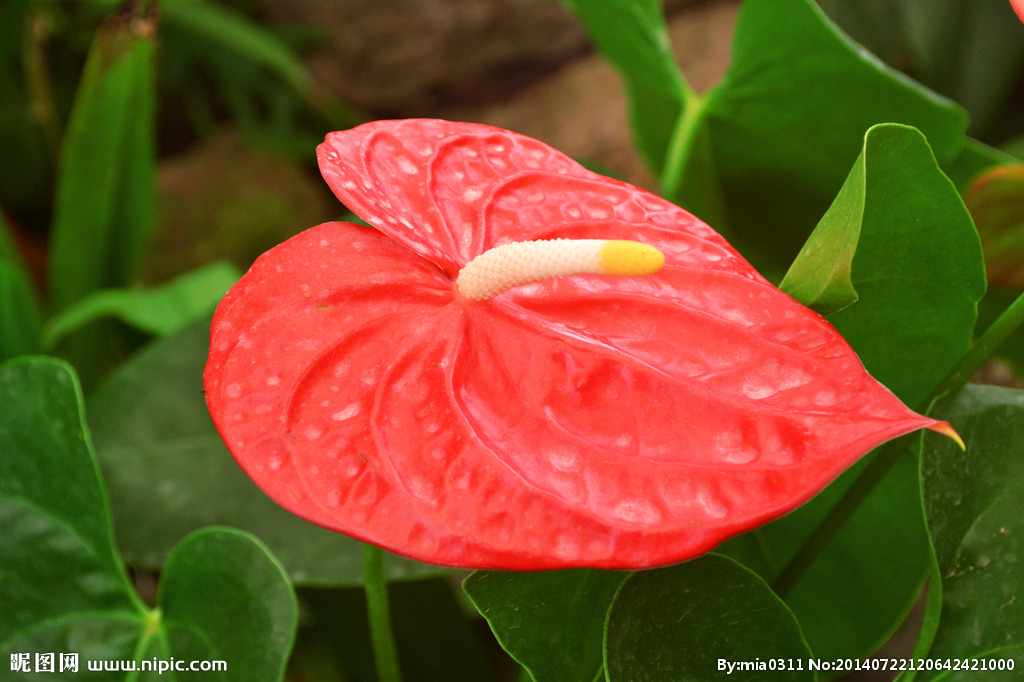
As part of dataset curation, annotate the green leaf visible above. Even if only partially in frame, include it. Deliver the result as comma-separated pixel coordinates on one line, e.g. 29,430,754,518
556,0,690,175
914,385,1024,679
159,527,298,682
784,123,985,406
0,357,298,681
0,210,43,360
0,262,43,361
463,569,627,682
161,0,311,95
87,319,446,586
604,555,814,681
900,0,1024,136
0,357,139,645
737,123,985,661
691,0,968,271
48,11,156,310
42,261,241,350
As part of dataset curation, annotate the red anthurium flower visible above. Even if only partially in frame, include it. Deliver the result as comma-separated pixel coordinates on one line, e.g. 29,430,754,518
205,119,959,570
1012,0,1024,22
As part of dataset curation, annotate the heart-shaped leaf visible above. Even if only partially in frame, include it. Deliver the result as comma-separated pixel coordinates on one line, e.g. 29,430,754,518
912,385,1024,679
0,356,298,680
604,554,815,681
463,569,627,681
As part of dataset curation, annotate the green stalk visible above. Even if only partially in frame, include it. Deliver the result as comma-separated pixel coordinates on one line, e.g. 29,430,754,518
659,87,706,201
772,289,1024,597
363,543,402,682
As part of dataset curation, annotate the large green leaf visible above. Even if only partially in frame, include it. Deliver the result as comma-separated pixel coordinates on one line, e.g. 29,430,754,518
556,0,689,177
86,319,446,586
0,357,297,681
696,0,966,272
708,0,966,259
159,527,298,682
48,10,156,310
732,123,985,661
784,124,984,408
463,569,627,682
900,0,1024,136
604,555,814,681
912,385,1024,680
42,261,241,350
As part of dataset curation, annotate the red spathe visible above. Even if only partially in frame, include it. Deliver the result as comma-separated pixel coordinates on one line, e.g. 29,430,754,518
205,119,952,569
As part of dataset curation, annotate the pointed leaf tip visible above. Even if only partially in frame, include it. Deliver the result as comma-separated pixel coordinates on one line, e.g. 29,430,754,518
928,420,965,451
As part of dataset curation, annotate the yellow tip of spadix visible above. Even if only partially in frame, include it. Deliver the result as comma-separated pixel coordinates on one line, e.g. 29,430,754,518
455,238,665,301
599,240,665,276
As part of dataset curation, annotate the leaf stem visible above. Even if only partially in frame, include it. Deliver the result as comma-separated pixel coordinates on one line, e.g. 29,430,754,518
363,543,402,682
926,289,1024,403
771,287,1024,597
659,90,705,200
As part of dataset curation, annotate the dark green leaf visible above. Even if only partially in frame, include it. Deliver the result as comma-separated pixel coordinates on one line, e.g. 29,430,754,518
87,319,446,585
0,357,139,648
48,11,156,310
900,0,1024,136
0,357,298,681
0,210,43,360
604,555,814,681
692,0,968,271
43,261,241,350
556,0,689,175
161,0,311,95
464,569,627,682
913,385,1024,679
159,527,298,682
0,262,43,361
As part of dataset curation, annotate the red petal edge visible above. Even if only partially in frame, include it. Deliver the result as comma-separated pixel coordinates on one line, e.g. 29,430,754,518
207,120,958,570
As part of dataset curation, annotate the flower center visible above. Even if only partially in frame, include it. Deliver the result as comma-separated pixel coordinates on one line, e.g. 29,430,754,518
455,238,665,301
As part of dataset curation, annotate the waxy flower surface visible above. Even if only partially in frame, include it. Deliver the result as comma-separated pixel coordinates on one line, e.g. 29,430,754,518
205,119,957,570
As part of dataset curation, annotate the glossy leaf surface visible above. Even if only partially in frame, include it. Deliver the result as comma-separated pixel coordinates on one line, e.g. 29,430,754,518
604,555,814,681
915,385,1024,679
0,357,298,681
88,319,447,585
464,569,627,681
206,119,954,569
